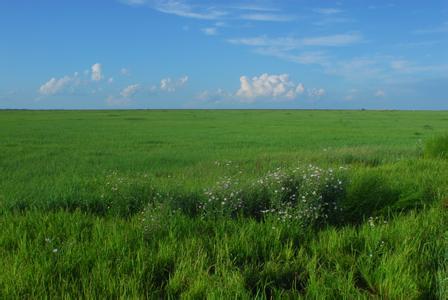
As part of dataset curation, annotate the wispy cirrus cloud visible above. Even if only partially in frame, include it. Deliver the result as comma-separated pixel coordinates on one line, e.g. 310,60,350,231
239,13,295,22
313,8,343,15
228,33,363,71
302,33,363,46
228,33,363,49
119,0,295,22
413,22,448,34
255,48,329,65
227,4,280,12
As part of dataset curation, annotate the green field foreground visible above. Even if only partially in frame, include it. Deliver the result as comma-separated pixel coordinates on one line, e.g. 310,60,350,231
0,110,447,298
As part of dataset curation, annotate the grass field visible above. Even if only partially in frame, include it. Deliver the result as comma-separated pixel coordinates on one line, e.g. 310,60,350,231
1,110,447,298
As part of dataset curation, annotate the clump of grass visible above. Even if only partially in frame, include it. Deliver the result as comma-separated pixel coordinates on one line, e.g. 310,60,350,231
342,171,399,223
424,134,448,159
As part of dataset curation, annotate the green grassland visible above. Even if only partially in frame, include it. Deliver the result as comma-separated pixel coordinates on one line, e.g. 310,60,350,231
0,110,447,298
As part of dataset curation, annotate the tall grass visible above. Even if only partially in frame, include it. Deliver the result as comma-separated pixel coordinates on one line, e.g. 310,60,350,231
0,206,445,298
425,134,448,159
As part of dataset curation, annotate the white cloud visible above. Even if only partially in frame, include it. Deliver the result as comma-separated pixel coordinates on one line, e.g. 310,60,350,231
389,59,448,74
413,22,448,34
229,4,280,12
301,34,362,47
313,17,353,27
295,83,305,94
255,48,329,65
38,63,105,97
239,13,294,22
236,73,305,102
228,33,362,48
91,63,103,81
152,0,227,20
196,88,230,102
179,75,189,85
121,1,292,22
375,90,385,97
120,0,146,5
308,88,326,98
202,27,217,36
313,8,343,15
39,76,72,95
160,78,174,91
39,73,80,95
160,75,189,92
108,77,114,84
214,21,226,27
106,83,140,106
120,84,140,98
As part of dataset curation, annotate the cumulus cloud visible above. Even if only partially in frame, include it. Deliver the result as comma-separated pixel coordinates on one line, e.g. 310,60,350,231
160,78,174,91
39,76,72,95
106,83,140,106
39,73,80,95
91,63,103,81
197,88,231,102
160,75,189,92
236,73,305,102
120,84,140,98
308,88,326,98
38,63,105,96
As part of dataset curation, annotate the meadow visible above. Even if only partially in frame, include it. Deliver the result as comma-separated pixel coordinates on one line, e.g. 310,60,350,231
0,110,447,298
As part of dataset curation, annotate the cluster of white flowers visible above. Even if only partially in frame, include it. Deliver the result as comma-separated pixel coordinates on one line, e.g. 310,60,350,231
105,170,125,193
262,165,346,228
199,176,244,217
198,164,347,227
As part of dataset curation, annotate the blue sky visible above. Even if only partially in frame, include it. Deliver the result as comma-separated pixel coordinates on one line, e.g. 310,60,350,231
1,0,447,109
